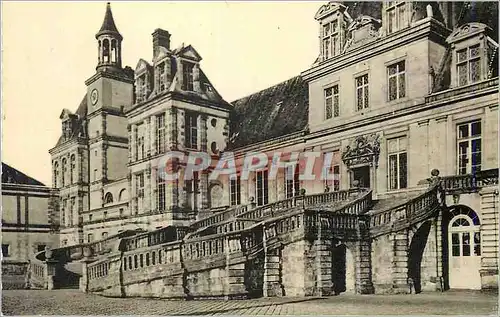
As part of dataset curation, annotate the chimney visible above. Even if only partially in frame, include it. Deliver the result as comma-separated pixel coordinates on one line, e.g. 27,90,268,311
152,28,171,58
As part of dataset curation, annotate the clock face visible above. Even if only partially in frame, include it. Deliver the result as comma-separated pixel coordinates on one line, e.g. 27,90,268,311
90,89,99,105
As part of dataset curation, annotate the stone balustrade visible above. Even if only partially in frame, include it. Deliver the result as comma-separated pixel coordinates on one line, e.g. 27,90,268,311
440,168,498,193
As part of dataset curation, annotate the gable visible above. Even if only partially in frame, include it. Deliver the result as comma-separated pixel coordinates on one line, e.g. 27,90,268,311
177,45,202,62
135,58,151,73
447,22,491,44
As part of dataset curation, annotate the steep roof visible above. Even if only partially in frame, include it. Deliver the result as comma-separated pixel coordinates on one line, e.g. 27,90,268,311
2,163,45,186
229,76,309,149
96,2,122,40
54,93,88,147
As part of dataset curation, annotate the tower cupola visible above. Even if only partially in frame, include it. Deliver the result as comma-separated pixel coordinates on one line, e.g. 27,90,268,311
95,2,122,71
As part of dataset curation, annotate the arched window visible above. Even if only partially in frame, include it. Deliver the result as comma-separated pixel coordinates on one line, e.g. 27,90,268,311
104,192,113,204
98,40,101,63
103,39,110,63
53,162,59,188
118,188,127,202
70,154,76,184
61,158,67,187
111,40,117,63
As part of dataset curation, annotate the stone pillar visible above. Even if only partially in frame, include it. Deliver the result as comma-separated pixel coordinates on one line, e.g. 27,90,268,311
391,229,409,293
263,224,282,297
168,107,178,150
151,167,158,214
144,117,151,158
79,257,92,292
45,259,58,290
102,143,108,182
434,211,445,291
144,164,151,213
198,114,207,152
479,187,499,290
130,172,137,215
315,217,333,296
131,125,137,162
127,125,132,163
354,239,374,294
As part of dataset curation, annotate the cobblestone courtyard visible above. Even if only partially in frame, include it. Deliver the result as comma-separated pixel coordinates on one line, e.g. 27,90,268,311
2,289,498,315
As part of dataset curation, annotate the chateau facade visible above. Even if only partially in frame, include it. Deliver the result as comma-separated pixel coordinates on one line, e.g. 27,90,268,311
45,1,498,295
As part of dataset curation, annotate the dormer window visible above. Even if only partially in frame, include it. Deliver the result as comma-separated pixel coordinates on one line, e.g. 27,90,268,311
385,1,409,34
322,19,339,60
182,62,194,91
136,74,147,103
157,62,166,92
457,45,481,86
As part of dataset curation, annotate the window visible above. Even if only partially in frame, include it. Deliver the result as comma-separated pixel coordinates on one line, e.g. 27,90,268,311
61,199,67,226
182,62,194,91
89,214,93,222
285,165,300,199
449,211,481,257
230,175,241,206
457,121,481,175
70,154,76,184
37,244,46,253
62,158,67,186
388,61,406,101
388,136,408,190
104,193,113,204
323,151,340,191
386,1,408,34
136,124,145,160
156,114,166,154
137,74,147,103
87,234,94,243
324,85,339,120
457,45,481,86
53,162,59,188
322,19,339,60
136,173,145,213
119,208,124,217
2,244,10,257
157,170,166,212
69,197,75,227
93,169,98,182
157,62,166,92
255,170,269,206
185,112,198,149
186,171,199,211
356,74,369,110
103,211,108,219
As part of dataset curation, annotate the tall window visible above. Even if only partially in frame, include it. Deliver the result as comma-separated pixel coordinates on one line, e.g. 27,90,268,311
182,62,194,91
356,74,369,110
70,155,76,184
457,45,481,86
136,173,145,213
61,158,67,186
186,171,199,211
185,112,198,149
156,114,166,154
324,85,339,120
2,244,9,257
457,121,481,175
388,136,408,190
386,1,408,34
69,197,75,227
285,165,300,198
157,62,166,92
61,199,67,227
87,234,94,243
324,165,340,192
136,125,145,160
157,170,166,212
322,19,339,60
93,169,98,182
53,162,59,188
230,175,241,206
255,170,269,206
388,61,406,101
137,74,147,103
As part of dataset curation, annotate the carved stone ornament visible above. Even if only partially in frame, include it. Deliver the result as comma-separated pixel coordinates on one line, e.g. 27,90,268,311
344,15,381,52
342,134,381,168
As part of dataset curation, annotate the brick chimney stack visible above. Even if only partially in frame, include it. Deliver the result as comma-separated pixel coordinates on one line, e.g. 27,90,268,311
152,28,171,58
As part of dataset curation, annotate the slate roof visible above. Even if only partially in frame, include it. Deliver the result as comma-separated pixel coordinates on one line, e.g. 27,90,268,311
96,2,122,39
229,76,309,149
2,163,45,186
54,93,87,147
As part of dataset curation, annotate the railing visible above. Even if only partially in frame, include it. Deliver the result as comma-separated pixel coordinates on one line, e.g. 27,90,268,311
29,258,47,288
121,241,182,273
426,77,498,103
121,226,188,252
190,204,249,230
441,169,499,193
369,184,440,237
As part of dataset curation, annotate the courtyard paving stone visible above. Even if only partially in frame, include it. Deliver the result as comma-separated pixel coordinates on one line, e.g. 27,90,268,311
1,289,498,315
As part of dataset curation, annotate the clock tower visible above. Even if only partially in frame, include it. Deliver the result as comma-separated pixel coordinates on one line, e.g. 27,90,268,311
84,2,134,211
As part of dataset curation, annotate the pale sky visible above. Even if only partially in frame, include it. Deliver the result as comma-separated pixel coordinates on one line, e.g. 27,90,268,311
1,1,321,186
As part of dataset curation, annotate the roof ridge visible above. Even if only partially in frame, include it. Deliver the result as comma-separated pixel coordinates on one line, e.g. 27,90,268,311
231,75,302,104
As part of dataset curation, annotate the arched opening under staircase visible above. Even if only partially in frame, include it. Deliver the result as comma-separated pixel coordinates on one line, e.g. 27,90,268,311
408,220,432,294
331,241,355,295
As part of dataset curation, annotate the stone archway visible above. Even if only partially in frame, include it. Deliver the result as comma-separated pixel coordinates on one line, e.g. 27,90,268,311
408,220,432,293
331,241,356,294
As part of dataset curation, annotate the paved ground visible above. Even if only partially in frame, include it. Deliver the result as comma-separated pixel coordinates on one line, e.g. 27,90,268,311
2,289,498,315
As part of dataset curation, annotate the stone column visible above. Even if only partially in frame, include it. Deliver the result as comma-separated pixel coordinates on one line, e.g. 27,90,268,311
434,211,445,291
79,257,92,293
354,239,374,294
150,114,157,157
479,187,499,290
391,229,409,293
169,107,178,150
315,216,333,296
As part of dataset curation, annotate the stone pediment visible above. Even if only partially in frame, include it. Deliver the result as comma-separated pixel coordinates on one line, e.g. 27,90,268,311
177,45,202,62
446,22,491,44
342,134,381,168
135,58,151,74
315,1,346,20
344,15,381,52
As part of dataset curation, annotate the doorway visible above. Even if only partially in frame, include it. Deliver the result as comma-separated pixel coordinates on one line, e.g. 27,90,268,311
351,166,370,188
